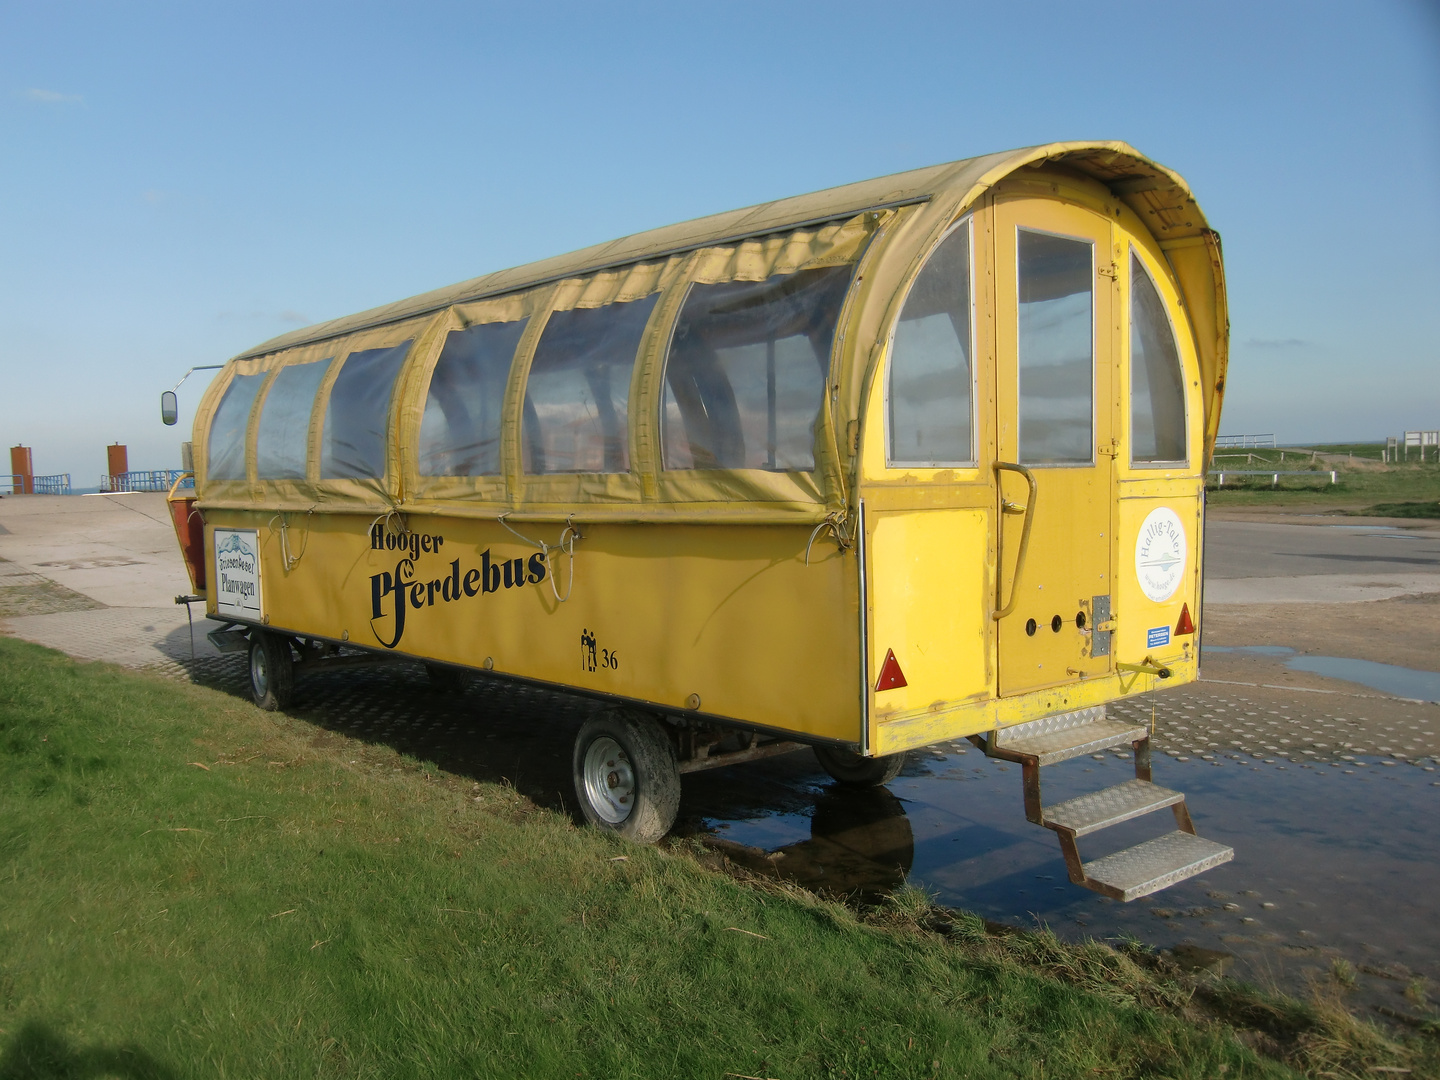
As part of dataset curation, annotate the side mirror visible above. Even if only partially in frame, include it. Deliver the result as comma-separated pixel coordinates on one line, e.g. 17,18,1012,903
161,390,178,426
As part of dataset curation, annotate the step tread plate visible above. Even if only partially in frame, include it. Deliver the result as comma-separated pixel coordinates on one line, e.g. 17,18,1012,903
1083,831,1234,902
1043,779,1184,837
993,719,1149,765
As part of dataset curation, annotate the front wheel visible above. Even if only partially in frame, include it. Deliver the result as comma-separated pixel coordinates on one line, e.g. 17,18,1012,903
248,632,294,711
814,744,906,787
572,711,681,843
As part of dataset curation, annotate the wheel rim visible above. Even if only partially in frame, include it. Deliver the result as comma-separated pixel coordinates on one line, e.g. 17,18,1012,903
250,646,269,698
582,736,635,824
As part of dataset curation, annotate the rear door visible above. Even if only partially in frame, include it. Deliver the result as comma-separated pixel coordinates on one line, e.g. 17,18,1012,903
992,196,1116,695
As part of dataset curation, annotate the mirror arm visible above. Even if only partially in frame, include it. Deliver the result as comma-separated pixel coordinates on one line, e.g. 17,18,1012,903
168,364,224,394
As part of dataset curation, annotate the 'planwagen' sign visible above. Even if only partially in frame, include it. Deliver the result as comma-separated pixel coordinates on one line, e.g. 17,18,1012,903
214,528,262,620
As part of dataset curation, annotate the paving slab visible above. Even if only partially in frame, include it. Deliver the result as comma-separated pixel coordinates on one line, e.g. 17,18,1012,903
0,492,219,667
0,492,193,606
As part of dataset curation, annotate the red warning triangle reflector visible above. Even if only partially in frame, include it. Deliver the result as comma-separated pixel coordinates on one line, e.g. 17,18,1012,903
875,648,908,691
1175,603,1195,636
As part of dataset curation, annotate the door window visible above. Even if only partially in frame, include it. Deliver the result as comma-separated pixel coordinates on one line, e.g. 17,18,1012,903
1129,252,1188,465
1017,229,1093,464
888,220,974,465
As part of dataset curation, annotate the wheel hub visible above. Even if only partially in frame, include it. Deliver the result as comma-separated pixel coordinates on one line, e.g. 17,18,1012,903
250,647,268,696
583,737,635,824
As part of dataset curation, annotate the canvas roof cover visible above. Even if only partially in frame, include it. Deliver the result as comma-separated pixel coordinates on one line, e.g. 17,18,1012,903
200,141,1227,518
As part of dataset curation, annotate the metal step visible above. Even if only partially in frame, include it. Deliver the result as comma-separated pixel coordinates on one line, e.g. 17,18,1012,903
1043,779,1184,837
991,715,1149,766
1080,831,1234,902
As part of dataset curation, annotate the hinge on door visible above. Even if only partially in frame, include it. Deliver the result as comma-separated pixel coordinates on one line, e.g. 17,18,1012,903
1098,439,1120,458
1098,263,1118,279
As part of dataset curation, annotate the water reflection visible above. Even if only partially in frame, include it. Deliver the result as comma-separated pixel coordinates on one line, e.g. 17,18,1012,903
701,740,1440,1014
706,787,914,903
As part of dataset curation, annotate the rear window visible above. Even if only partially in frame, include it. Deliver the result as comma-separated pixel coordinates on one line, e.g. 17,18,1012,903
320,342,412,480
257,358,330,479
207,372,266,481
661,265,851,472
522,296,658,475
1129,253,1188,465
888,220,974,465
419,319,528,476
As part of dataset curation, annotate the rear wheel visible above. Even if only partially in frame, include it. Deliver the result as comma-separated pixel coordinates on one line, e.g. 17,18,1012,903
814,744,906,787
248,632,294,711
572,711,681,842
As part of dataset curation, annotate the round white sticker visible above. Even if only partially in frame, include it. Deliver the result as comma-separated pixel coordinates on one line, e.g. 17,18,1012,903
1135,507,1187,603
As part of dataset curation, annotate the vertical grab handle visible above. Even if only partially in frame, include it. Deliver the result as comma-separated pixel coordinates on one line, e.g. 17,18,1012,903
993,461,1037,621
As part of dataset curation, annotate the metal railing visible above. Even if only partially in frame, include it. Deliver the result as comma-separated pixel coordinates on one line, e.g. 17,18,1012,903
5,473,71,495
1209,469,1336,488
100,469,193,493
1214,433,1276,449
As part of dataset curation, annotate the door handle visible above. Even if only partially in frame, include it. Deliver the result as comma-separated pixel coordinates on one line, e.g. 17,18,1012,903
993,461,1037,621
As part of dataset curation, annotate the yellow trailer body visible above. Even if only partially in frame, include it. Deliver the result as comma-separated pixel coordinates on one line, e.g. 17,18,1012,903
179,142,1233,890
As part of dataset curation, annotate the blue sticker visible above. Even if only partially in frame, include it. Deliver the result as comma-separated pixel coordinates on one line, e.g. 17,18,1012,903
1147,626,1171,649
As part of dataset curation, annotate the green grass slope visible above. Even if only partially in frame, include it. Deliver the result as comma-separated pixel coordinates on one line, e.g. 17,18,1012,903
0,637,1425,1078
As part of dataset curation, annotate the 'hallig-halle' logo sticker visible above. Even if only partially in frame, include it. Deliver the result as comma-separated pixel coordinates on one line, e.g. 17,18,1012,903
1135,507,1186,603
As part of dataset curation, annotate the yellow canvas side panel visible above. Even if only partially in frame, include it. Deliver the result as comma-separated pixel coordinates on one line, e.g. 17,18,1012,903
206,512,861,742
868,509,990,720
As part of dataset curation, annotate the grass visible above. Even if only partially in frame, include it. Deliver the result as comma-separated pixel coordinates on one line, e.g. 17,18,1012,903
1206,442,1440,510
0,638,1434,1078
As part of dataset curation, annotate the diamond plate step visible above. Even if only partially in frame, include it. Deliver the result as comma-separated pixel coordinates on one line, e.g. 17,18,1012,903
1081,831,1234,902
1043,779,1183,837
991,718,1149,766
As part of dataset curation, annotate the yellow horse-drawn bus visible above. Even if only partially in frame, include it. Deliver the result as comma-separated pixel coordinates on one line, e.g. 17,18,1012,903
171,140,1232,900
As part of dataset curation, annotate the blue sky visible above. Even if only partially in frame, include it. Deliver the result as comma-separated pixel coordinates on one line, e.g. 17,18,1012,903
2,0,1437,480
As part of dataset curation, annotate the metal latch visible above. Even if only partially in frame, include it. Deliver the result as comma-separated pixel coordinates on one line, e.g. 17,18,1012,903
1117,656,1173,679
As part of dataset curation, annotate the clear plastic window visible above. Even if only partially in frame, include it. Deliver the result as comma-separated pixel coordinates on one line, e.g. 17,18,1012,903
320,341,412,480
889,221,973,465
256,359,331,479
1017,229,1093,464
661,265,851,471
206,372,266,481
522,296,657,474
1129,253,1188,465
419,319,528,476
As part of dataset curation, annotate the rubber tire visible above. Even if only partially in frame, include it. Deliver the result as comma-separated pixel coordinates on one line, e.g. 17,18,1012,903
571,711,681,843
248,632,295,712
814,744,906,787
425,663,470,694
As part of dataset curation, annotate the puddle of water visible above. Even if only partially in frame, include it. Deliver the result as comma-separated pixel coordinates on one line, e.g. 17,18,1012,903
1285,656,1440,701
699,749,1440,1009
1203,645,1296,657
